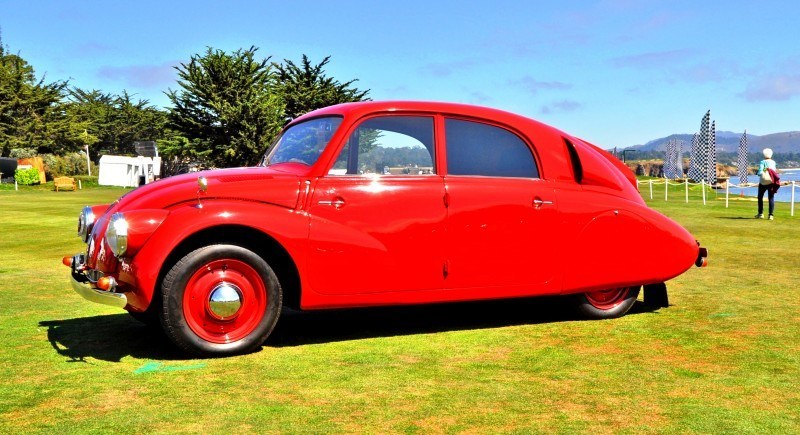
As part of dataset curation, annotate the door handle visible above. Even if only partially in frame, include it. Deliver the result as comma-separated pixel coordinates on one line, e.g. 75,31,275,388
532,198,554,209
318,198,346,209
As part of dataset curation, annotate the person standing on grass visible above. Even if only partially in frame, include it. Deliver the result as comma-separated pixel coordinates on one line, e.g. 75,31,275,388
756,148,778,220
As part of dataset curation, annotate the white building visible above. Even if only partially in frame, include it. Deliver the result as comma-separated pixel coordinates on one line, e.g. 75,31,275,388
98,155,161,187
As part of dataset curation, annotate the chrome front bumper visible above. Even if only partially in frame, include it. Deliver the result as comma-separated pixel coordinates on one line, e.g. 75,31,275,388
69,271,128,309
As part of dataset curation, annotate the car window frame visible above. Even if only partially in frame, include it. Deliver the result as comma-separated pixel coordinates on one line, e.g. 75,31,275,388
322,113,440,178
263,115,345,168
442,116,541,180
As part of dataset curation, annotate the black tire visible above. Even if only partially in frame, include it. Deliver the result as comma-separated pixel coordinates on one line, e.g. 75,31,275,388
160,244,282,356
575,286,640,319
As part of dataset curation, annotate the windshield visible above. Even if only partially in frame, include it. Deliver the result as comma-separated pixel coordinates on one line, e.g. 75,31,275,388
263,116,343,166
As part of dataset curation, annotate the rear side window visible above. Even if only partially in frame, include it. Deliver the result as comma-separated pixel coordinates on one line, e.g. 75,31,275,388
445,119,538,178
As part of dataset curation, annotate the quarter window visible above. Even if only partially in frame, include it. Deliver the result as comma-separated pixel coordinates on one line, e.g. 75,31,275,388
445,119,538,178
330,116,435,175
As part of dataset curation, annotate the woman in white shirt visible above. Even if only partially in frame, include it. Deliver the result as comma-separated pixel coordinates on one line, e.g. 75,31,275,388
755,148,778,220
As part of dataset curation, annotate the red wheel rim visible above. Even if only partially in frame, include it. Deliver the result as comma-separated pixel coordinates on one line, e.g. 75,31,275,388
183,259,267,344
585,287,630,310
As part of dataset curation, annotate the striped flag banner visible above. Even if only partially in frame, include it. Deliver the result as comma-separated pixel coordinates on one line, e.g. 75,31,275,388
707,119,717,184
688,133,701,181
695,111,711,182
738,130,748,184
664,139,676,179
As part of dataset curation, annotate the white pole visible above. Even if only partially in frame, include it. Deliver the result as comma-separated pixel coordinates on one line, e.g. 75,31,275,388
685,179,689,203
702,180,706,205
725,181,729,208
15,180,18,191
78,180,82,190
792,181,796,217
649,180,653,199
85,144,92,176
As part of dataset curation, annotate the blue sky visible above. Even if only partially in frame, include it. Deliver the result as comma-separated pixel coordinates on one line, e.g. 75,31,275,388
2,0,798,148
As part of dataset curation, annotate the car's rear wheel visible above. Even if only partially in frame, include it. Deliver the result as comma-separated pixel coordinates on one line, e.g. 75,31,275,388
576,286,640,319
160,244,282,356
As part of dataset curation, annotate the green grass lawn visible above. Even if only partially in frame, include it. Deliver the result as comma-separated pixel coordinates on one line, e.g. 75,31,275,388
1,183,798,433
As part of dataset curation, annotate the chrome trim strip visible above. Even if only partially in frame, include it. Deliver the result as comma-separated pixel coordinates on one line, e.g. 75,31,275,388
318,199,346,207
69,273,128,309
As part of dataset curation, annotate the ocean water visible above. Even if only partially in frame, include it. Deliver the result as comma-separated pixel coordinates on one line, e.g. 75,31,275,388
724,169,800,203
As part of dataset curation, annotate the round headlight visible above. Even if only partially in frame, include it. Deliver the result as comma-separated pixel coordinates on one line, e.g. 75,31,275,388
77,206,96,243
106,213,129,258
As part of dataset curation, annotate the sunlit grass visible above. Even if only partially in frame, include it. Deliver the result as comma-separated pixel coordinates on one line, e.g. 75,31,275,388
1,182,798,433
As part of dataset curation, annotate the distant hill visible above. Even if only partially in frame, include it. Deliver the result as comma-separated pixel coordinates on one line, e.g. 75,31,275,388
625,131,800,153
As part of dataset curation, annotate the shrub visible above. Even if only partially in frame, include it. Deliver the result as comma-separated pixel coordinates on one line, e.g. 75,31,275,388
9,148,37,159
42,153,98,179
72,175,99,187
41,154,58,180
15,168,41,185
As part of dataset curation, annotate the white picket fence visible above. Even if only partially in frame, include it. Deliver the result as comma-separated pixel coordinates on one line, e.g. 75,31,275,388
637,179,796,217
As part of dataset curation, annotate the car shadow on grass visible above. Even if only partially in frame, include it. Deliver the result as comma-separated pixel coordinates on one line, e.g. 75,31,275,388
39,315,184,363
267,297,661,348
39,298,662,359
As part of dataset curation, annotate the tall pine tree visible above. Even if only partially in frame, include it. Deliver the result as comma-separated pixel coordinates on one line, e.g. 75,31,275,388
166,46,284,168
66,88,167,156
275,55,369,120
0,35,67,156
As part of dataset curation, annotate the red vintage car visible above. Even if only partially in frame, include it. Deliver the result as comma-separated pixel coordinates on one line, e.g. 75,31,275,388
65,101,707,356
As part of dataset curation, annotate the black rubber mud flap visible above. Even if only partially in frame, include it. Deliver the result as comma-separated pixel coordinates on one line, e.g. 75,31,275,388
643,283,669,308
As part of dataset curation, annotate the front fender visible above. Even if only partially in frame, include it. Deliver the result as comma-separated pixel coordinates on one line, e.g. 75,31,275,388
121,200,309,311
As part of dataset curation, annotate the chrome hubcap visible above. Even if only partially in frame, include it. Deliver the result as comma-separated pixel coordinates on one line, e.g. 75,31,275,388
207,283,243,320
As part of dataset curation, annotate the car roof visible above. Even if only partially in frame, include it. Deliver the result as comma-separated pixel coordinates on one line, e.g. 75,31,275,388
292,101,567,137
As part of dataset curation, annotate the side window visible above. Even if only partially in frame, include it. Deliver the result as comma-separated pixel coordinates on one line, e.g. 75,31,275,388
445,119,538,178
330,116,435,175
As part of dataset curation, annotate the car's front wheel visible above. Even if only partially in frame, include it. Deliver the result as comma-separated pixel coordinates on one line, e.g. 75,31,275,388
576,286,640,319
160,244,282,356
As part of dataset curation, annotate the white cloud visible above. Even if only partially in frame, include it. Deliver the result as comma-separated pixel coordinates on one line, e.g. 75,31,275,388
419,59,478,77
513,76,571,95
611,49,696,69
740,75,800,101
97,62,176,88
540,100,582,114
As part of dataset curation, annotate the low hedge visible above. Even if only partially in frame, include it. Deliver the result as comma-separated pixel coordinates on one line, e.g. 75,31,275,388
15,168,41,185
72,175,99,183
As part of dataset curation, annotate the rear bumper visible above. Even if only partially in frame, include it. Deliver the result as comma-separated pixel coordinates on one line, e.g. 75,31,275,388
70,271,127,309
695,246,709,267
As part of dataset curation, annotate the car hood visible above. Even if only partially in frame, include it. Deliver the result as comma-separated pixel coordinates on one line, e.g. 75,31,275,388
106,166,302,214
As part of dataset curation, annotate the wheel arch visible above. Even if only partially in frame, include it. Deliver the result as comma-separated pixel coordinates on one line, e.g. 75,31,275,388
156,225,302,311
